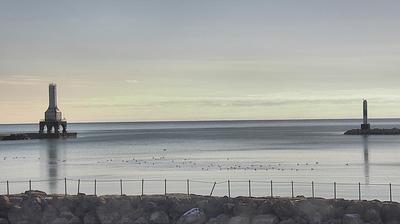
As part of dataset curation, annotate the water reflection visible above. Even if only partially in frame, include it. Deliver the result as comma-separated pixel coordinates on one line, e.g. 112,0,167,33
41,140,65,193
362,135,370,185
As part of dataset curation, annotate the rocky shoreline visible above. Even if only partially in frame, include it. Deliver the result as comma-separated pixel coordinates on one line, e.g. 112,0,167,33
0,191,399,224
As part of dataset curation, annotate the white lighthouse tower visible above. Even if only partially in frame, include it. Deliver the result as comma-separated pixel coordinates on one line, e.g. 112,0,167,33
45,84,63,121
361,99,370,130
39,84,68,134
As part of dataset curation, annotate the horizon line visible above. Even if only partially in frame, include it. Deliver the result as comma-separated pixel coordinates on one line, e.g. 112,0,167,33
1,117,399,126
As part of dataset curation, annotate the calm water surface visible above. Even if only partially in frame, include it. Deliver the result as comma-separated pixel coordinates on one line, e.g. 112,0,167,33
0,119,400,200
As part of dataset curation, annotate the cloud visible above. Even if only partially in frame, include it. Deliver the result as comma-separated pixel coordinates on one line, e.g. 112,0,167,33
66,96,381,109
125,79,139,84
0,75,44,85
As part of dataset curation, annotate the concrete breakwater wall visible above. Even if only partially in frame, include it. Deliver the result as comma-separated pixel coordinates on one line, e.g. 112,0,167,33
0,191,399,224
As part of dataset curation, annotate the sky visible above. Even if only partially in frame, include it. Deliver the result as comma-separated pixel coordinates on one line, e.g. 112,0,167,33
1,0,400,123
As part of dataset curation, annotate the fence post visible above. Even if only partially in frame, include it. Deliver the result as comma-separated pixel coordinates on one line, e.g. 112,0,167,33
389,183,392,202
228,180,231,198
312,181,315,198
248,180,251,197
64,178,67,196
334,182,336,199
270,180,273,198
186,179,190,195
77,179,80,195
94,179,97,196
358,182,361,201
141,179,144,196
164,179,167,195
120,179,123,196
29,180,32,191
291,181,294,198
6,181,9,196
210,182,216,196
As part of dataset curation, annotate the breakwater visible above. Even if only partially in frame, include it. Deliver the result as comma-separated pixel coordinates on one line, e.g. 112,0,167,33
344,128,400,135
0,132,77,141
0,191,399,224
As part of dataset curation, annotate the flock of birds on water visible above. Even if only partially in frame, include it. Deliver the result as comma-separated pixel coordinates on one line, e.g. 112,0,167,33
2,148,356,172
92,148,348,172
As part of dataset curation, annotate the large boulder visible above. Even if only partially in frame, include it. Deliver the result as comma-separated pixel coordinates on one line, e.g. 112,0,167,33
177,208,207,224
149,211,169,224
68,216,82,224
0,196,11,211
277,219,295,224
206,214,229,224
96,202,120,224
195,198,225,219
0,196,11,219
251,214,279,224
41,205,59,224
272,200,296,220
83,212,100,224
8,206,27,224
52,218,69,224
119,217,135,224
256,201,273,215
233,199,257,216
363,208,382,223
73,196,101,218
381,203,400,223
342,214,363,224
134,217,149,224
228,216,250,224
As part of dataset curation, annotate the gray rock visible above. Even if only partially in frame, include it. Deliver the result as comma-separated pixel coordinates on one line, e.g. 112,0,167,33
385,220,400,224
381,203,400,223
83,212,100,224
60,211,76,220
149,211,169,224
251,214,279,224
52,218,70,224
69,216,83,224
96,204,120,224
228,216,250,224
134,217,149,224
278,219,296,224
41,205,59,224
0,218,9,224
0,196,11,210
206,214,230,224
256,201,273,215
323,219,342,224
272,200,296,220
8,206,26,224
363,208,381,223
177,208,207,224
233,200,257,216
223,203,235,215
343,214,363,224
119,217,135,224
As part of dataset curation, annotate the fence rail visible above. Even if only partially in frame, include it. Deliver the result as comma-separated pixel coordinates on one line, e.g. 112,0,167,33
1,178,398,202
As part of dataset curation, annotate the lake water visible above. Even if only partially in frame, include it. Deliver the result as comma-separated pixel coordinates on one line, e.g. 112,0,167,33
0,119,400,201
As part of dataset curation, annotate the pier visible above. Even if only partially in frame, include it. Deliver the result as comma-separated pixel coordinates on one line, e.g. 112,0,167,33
0,84,77,141
344,99,400,135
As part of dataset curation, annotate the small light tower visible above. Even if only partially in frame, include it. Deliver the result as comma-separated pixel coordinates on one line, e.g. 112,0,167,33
361,99,370,130
39,84,68,134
